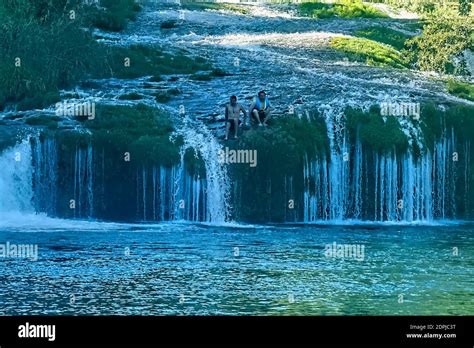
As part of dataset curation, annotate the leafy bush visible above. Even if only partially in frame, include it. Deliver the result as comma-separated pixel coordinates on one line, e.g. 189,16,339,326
92,0,141,32
405,11,472,74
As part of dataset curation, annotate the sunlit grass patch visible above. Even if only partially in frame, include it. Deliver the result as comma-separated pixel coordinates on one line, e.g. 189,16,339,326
330,37,409,69
298,0,388,19
447,79,474,101
354,26,411,50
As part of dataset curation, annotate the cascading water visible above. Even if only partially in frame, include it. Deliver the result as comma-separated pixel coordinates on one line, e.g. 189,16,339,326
303,123,464,222
0,120,231,223
173,117,231,223
0,139,34,214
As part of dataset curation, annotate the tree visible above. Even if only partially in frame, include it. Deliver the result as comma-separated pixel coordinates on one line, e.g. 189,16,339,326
459,0,472,16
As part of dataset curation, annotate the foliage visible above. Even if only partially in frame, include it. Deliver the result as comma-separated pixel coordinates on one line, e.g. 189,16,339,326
405,11,473,74
0,0,103,110
181,1,250,14
447,79,474,101
345,106,409,153
92,0,141,32
330,37,409,68
354,26,412,50
106,45,212,79
298,0,388,19
84,104,181,167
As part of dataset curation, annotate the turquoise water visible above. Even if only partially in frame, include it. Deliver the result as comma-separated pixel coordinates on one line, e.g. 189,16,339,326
0,218,473,315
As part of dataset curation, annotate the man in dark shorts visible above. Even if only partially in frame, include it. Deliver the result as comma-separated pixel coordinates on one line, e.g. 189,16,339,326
249,90,272,127
225,95,247,140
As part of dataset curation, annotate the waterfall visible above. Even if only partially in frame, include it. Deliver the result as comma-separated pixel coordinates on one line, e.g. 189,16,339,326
173,117,231,223
72,143,94,219
0,139,34,213
303,137,462,222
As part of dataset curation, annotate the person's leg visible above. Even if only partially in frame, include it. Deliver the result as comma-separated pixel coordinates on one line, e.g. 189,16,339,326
258,111,266,126
233,119,239,139
225,120,231,140
252,109,262,126
263,109,271,126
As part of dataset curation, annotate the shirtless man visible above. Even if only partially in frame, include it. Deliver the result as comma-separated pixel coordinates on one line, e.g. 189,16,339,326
225,95,247,140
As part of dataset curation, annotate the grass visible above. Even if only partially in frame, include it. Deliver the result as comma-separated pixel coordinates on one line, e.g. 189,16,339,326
330,37,409,69
82,104,182,167
0,0,142,111
25,115,61,128
153,88,181,103
92,0,141,32
298,0,388,19
118,92,143,100
354,26,412,50
447,79,474,101
181,1,249,14
190,73,213,81
345,106,409,153
107,45,213,79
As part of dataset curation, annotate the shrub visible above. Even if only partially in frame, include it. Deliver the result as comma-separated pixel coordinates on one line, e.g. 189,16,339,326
406,11,472,74
92,0,141,32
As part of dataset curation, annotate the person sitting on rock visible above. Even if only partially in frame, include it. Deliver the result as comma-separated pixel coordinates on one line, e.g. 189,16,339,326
225,95,247,140
250,90,272,127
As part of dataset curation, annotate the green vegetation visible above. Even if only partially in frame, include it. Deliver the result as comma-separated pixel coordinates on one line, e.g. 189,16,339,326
345,106,409,153
25,115,61,128
447,79,474,101
365,0,472,16
107,45,212,79
421,103,474,145
153,88,181,103
181,1,249,14
330,37,409,68
354,26,411,50
233,114,328,222
92,0,141,32
83,104,181,167
405,11,473,74
298,0,388,19
0,0,103,111
0,1,216,111
118,92,144,100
